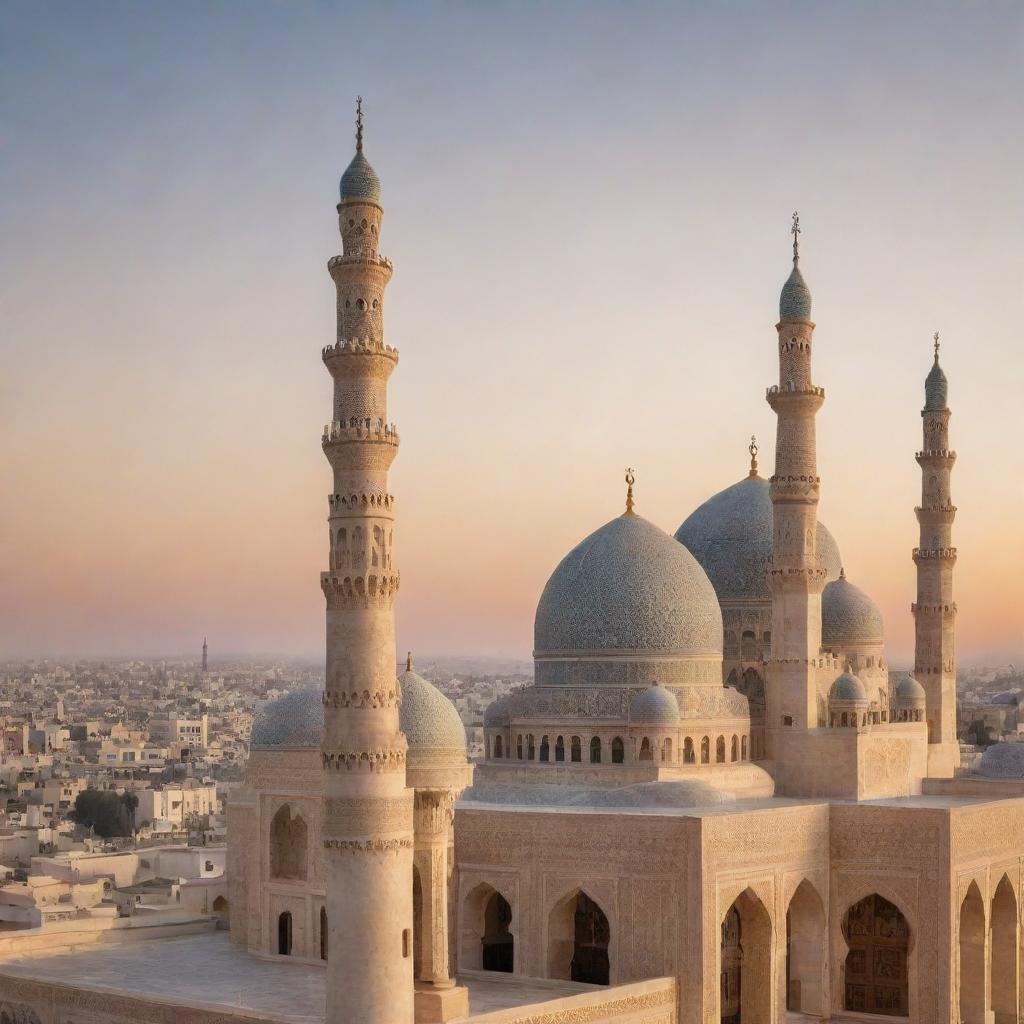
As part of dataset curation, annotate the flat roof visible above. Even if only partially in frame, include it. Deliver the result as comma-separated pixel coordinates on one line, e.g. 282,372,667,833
0,932,590,1023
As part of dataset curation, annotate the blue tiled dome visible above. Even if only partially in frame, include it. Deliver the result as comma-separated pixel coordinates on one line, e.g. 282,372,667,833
629,683,681,726
534,514,722,655
830,670,868,703
340,150,381,202
978,743,1024,779
893,673,926,704
780,265,812,321
925,359,948,411
675,476,842,603
248,670,464,753
822,572,884,648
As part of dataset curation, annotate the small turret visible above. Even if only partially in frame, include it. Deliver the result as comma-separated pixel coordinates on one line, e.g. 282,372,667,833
779,212,812,322
924,332,948,411
339,97,381,202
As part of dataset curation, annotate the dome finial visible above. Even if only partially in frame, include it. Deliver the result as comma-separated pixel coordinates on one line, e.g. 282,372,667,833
933,330,940,364
624,467,636,515
791,210,800,266
355,95,364,153
839,566,846,579
406,650,413,672
748,435,759,478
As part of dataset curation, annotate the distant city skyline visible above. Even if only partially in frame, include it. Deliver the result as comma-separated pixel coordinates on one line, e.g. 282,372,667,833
2,2,1022,664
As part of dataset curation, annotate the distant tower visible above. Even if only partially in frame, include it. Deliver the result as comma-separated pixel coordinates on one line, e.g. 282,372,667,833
913,334,960,771
201,637,208,674
320,100,413,1024
766,214,827,762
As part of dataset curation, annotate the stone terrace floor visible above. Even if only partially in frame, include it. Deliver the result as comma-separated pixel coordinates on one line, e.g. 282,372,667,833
0,932,588,1023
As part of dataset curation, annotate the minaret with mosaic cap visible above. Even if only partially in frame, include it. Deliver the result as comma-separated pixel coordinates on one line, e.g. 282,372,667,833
766,213,827,761
320,98,414,1024
913,333,960,773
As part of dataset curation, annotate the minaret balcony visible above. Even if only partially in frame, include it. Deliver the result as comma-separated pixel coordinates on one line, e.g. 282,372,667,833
912,546,957,563
769,475,821,500
911,601,957,615
322,339,399,376
915,449,957,462
766,385,825,413
328,251,393,271
323,419,400,446
328,491,395,515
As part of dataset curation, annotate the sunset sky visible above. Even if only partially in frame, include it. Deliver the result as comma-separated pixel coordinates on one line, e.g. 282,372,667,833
2,2,1022,665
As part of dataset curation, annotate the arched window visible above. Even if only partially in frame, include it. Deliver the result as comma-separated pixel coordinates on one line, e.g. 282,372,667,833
270,805,308,881
482,891,514,972
730,735,738,762
638,737,653,761
539,735,550,762
992,874,1018,1023
571,736,582,762
662,737,672,762
611,737,624,764
721,889,771,1022
741,630,757,660
320,906,328,961
590,737,601,763
555,736,565,762
684,737,695,763
700,736,710,763
527,734,535,760
960,883,985,1024
716,736,726,763
724,631,739,657
278,911,293,955
741,736,748,760
843,893,909,1016
516,734,523,759
548,890,610,985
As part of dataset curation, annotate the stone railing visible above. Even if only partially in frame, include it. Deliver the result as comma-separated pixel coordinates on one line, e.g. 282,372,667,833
322,420,400,445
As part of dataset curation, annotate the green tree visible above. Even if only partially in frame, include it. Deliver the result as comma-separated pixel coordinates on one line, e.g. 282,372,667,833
72,790,132,838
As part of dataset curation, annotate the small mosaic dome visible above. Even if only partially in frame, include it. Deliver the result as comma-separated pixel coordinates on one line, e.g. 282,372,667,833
977,743,1024,779
535,513,722,655
829,670,868,704
925,359,948,412
676,476,842,603
340,150,381,202
400,662,467,751
629,683,681,726
991,691,1020,706
250,687,323,748
780,264,812,321
893,673,926,704
822,572,884,648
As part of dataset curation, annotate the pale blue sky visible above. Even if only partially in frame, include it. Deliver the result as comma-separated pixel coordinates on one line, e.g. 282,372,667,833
2,2,1023,661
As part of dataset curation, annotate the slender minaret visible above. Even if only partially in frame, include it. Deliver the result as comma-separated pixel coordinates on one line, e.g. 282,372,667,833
913,333,959,768
320,100,414,1024
766,214,827,749
201,637,208,674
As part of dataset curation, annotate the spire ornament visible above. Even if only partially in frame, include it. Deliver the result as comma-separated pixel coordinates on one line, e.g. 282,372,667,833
355,96,364,152
406,651,413,672
933,331,940,363
624,468,636,515
748,435,759,477
791,211,801,265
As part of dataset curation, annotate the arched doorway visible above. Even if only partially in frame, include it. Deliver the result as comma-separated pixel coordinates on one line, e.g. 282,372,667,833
785,880,824,1014
548,890,610,985
412,866,423,978
278,910,292,956
959,882,985,1024
720,888,771,1024
320,905,328,961
212,894,229,929
991,875,1018,1024
461,883,513,973
842,893,909,1016
269,805,308,881
482,891,514,972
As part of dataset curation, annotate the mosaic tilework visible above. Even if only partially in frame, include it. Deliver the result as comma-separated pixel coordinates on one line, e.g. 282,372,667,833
822,574,885,647
779,263,812,320
340,150,381,201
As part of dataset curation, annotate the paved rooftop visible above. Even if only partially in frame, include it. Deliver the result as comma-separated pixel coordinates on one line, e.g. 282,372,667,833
0,932,588,1023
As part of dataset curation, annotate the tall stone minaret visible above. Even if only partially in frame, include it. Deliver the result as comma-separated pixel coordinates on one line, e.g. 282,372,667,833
766,214,827,764
913,334,960,773
320,99,414,1024
201,637,208,674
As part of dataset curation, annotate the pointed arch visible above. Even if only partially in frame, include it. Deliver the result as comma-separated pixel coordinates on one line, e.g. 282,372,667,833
611,737,624,764
842,892,909,1016
786,879,824,1014
991,873,1018,1024
269,804,308,881
461,882,514,973
959,881,985,1024
548,889,610,985
721,887,771,1023
277,910,292,955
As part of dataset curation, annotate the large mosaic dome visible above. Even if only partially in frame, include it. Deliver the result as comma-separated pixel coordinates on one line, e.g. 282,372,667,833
675,476,842,604
822,571,884,648
534,513,722,656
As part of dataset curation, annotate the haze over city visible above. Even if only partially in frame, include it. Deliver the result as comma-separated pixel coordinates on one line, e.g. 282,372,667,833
3,2,1022,664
